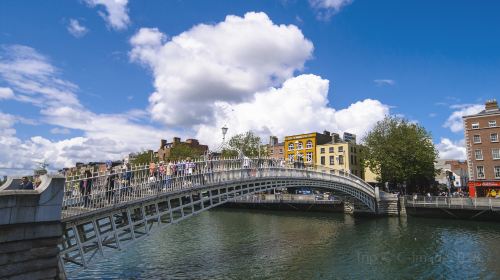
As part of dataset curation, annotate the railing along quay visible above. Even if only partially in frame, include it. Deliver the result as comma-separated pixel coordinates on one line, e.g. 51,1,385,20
62,157,375,219
404,195,500,211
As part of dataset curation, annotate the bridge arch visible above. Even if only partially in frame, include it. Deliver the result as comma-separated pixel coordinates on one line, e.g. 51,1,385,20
59,159,378,275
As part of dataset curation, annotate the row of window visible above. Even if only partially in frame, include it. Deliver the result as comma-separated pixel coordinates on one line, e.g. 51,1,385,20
288,152,313,162
476,166,500,179
288,141,313,151
320,146,344,154
473,133,498,143
471,120,497,129
474,149,500,160
320,155,345,165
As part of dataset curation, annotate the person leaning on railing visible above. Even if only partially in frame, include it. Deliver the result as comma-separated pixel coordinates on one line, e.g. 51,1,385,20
19,176,34,190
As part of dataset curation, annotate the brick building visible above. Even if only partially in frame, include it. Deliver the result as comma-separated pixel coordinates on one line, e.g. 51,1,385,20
267,136,284,160
463,100,500,197
157,137,208,161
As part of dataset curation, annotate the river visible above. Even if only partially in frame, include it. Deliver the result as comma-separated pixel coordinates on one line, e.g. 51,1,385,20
73,209,500,279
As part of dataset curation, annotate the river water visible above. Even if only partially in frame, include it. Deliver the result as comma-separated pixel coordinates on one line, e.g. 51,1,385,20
73,209,500,279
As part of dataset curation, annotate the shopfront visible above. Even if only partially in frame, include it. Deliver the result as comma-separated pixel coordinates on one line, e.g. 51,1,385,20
469,181,500,197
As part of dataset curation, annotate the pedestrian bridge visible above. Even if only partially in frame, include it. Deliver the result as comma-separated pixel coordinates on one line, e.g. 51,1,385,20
2,158,380,277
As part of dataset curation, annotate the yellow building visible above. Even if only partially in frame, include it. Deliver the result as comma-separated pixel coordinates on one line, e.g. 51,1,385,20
284,132,333,164
316,141,363,176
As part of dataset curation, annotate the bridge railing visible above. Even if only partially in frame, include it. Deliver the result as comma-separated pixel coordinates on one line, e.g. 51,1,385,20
62,158,375,219
404,195,500,210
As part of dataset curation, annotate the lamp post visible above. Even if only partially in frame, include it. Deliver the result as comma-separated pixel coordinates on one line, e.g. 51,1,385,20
221,125,228,143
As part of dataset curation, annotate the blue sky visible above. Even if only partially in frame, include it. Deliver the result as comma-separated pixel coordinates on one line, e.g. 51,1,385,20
0,0,498,172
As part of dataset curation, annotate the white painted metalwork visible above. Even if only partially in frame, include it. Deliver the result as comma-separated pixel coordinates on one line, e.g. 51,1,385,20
59,158,377,275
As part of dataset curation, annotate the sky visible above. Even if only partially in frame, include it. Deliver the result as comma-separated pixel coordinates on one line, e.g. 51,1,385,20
0,0,499,174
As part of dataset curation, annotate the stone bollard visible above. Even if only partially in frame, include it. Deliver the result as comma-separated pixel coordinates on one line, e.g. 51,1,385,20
0,175,66,280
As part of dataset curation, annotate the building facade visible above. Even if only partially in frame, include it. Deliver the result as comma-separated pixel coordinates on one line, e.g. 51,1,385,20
435,159,468,189
315,137,362,177
463,100,500,197
284,131,333,164
267,136,284,160
157,137,208,161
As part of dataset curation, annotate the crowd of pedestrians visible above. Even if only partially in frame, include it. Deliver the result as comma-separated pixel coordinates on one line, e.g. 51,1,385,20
66,157,288,209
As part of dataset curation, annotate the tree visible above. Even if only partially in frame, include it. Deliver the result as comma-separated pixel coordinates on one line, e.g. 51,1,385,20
224,131,261,157
168,143,205,161
130,150,155,165
360,116,439,193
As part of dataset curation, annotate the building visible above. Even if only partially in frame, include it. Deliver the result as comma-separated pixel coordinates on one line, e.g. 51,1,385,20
463,99,500,197
267,136,284,160
315,132,363,177
157,137,208,161
435,159,468,189
284,131,333,164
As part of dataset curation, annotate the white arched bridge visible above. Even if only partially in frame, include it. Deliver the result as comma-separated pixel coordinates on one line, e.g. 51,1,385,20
52,158,380,275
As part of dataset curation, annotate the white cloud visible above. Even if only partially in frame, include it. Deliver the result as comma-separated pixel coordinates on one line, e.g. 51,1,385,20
50,127,71,135
436,138,466,160
67,19,89,38
373,79,395,86
0,87,14,99
195,74,390,147
130,12,314,127
309,0,353,20
0,45,167,174
443,104,483,133
85,0,130,30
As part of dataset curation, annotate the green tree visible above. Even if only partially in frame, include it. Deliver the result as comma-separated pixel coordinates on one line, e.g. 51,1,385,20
360,116,439,193
168,143,205,161
224,131,261,157
130,150,155,165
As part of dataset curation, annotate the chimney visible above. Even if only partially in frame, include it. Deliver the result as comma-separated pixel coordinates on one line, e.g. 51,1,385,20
269,136,278,145
173,137,181,143
323,130,330,136
485,99,498,111
160,139,167,149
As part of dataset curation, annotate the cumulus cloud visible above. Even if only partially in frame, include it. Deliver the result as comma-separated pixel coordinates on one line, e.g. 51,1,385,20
50,127,71,135
0,45,166,174
373,79,395,86
309,0,353,20
436,138,466,160
195,74,390,147
443,104,484,133
67,19,89,38
0,87,14,99
85,0,130,30
130,12,314,126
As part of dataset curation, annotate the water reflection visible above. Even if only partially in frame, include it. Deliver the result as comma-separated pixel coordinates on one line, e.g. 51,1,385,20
74,209,500,279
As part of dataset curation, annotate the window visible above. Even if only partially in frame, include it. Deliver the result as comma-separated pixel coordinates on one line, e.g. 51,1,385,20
350,155,354,165
338,155,344,165
306,140,313,149
495,166,500,179
329,156,335,165
472,123,479,129
489,120,497,127
288,143,294,151
491,133,498,142
279,149,283,154
297,153,303,161
473,135,481,143
320,147,325,154
288,154,294,162
297,142,303,150
329,147,334,153
475,149,483,160
306,152,313,162
477,166,485,179
320,156,325,165
493,149,500,160
338,146,344,153
270,149,273,155
350,147,354,153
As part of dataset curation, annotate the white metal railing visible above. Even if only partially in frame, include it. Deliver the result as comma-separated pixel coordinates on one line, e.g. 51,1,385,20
404,195,500,210
62,158,375,218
